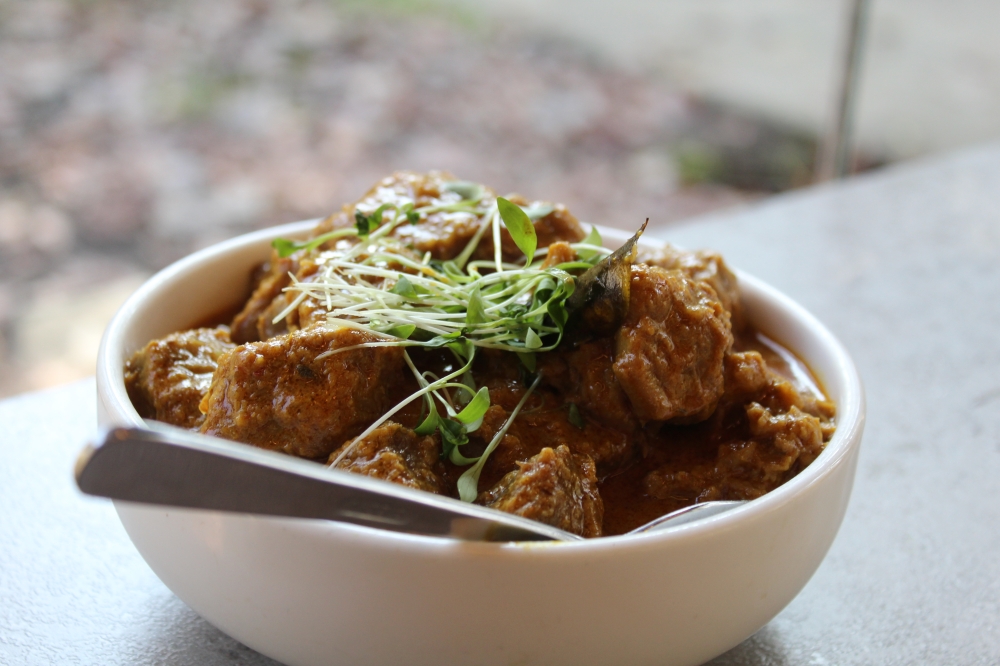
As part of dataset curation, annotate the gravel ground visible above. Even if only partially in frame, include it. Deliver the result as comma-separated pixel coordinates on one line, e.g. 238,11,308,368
0,0,814,397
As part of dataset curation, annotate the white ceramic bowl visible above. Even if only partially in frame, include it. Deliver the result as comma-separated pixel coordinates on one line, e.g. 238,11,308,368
97,221,865,666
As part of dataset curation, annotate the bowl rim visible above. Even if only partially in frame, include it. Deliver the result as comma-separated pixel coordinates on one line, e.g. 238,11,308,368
99,220,865,555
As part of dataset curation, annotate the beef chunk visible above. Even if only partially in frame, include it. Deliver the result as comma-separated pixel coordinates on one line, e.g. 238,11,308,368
477,398,634,480
124,327,234,429
254,258,327,340
230,252,300,344
744,403,825,471
199,327,405,459
311,171,488,261
539,339,639,434
723,350,836,438
480,445,603,538
613,265,733,423
643,403,826,503
638,243,743,330
328,422,444,494
722,350,771,402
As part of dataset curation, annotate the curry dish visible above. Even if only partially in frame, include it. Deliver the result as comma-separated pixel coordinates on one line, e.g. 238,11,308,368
125,172,835,538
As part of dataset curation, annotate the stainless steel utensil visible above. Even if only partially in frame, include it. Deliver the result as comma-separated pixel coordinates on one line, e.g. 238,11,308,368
75,425,744,542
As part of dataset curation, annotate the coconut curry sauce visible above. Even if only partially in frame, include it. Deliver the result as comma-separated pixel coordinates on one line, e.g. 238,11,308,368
124,172,835,538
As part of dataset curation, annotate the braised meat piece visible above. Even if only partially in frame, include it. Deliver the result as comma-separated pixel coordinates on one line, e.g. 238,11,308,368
642,350,835,506
475,399,634,480
480,445,603,538
723,350,836,437
328,422,445,494
311,171,488,260
313,172,585,262
199,327,406,459
722,350,771,402
539,339,638,433
124,327,235,429
613,265,733,423
643,402,827,504
637,243,743,329
255,259,326,340
230,252,300,344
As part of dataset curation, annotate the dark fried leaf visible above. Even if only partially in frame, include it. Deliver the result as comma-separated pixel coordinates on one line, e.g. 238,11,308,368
565,219,648,338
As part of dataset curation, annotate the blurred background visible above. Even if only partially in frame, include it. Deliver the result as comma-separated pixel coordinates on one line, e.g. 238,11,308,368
1,0,998,397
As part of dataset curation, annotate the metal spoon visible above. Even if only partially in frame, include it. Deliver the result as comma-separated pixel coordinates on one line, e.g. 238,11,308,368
75,425,744,542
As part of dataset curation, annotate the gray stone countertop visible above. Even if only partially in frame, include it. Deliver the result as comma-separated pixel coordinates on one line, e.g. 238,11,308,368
2,144,1000,665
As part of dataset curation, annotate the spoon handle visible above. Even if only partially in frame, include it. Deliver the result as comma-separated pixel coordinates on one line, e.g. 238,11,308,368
76,425,580,543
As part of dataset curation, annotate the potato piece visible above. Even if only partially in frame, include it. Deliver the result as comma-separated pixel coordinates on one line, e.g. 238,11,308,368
480,445,603,538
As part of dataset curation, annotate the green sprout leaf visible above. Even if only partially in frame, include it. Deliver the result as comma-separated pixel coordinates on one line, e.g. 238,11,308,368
568,402,585,429
271,228,358,258
355,210,372,237
414,398,440,436
457,375,541,502
406,209,420,224
576,224,604,260
384,324,416,339
271,238,299,258
516,351,536,372
525,328,543,349
466,287,487,327
443,180,484,202
355,203,392,237
455,386,490,431
497,196,537,265
521,202,554,221
390,276,417,298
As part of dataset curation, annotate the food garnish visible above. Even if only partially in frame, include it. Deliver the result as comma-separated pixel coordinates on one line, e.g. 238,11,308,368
271,184,619,500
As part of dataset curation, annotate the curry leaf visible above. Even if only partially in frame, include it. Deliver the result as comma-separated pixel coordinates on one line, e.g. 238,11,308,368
497,196,537,264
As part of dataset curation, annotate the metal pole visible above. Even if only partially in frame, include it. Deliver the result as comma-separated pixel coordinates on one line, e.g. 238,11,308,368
816,0,871,181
